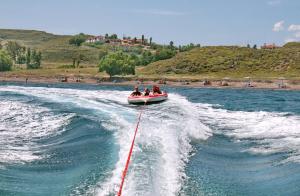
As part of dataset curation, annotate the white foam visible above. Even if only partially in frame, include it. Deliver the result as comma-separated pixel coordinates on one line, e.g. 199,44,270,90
192,103,300,163
0,86,133,121
0,86,213,195
0,100,74,164
95,93,212,196
0,86,211,195
3,85,300,195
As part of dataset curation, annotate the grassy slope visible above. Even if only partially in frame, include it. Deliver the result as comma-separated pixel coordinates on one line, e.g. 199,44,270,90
1,29,300,80
139,44,300,79
2,67,101,78
0,29,105,66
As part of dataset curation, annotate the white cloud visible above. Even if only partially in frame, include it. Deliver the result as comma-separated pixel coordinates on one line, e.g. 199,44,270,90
288,24,300,31
132,9,185,16
267,0,281,6
273,21,285,32
295,32,300,38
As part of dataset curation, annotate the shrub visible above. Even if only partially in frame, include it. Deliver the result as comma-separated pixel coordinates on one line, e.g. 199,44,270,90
99,52,137,77
0,50,13,71
26,49,42,69
69,33,88,46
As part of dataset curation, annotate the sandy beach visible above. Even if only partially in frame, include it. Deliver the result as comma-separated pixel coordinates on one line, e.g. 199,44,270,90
1,75,300,91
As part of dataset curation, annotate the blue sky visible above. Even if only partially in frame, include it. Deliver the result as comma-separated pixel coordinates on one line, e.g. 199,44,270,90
0,0,300,46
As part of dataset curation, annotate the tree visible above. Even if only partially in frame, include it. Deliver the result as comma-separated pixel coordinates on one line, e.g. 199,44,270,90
155,48,176,61
26,48,31,66
71,53,85,68
142,35,145,45
169,41,174,48
99,52,137,77
105,33,109,39
253,44,257,49
26,48,42,69
0,50,13,72
16,46,26,64
5,41,23,62
76,54,85,68
32,49,37,63
3,42,37,67
247,44,251,48
110,34,118,39
149,37,152,45
35,51,42,67
69,33,87,46
140,51,154,65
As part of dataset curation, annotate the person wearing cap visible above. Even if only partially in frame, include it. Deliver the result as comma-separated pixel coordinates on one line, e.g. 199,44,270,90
131,86,142,96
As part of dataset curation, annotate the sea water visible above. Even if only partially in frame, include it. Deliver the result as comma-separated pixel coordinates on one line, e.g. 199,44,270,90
0,83,300,196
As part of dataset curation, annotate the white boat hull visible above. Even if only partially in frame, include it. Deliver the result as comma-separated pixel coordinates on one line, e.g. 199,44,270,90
128,93,168,104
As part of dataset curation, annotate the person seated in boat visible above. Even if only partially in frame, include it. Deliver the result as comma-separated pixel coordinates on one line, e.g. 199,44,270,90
152,85,162,94
131,86,142,96
143,88,150,96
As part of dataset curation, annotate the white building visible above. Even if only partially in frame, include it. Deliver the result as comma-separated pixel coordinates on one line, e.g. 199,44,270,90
86,35,105,43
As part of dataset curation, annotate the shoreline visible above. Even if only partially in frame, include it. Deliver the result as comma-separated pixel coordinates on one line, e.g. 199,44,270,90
1,75,300,91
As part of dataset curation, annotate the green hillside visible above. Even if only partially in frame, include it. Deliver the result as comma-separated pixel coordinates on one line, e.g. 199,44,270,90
0,29,57,45
139,44,300,79
1,29,300,80
0,29,104,66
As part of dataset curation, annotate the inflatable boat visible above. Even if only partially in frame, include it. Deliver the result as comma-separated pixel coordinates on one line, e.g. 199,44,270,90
128,92,168,104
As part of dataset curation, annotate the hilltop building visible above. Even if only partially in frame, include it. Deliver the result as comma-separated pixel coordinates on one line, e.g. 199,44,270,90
86,36,105,43
106,39,122,45
261,43,279,49
86,35,148,47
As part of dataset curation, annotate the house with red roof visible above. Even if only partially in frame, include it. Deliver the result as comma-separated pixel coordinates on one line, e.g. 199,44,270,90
261,43,279,49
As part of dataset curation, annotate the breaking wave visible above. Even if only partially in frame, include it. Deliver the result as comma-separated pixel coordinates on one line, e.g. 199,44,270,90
0,100,74,164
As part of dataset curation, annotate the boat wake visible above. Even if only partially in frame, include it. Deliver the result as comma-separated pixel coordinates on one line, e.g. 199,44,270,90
96,94,212,196
193,103,300,163
0,100,74,165
0,85,300,195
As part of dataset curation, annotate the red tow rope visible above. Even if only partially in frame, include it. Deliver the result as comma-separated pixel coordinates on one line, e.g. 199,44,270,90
117,102,146,196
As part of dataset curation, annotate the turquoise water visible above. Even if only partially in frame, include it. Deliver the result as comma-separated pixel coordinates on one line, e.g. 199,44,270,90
0,83,300,196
